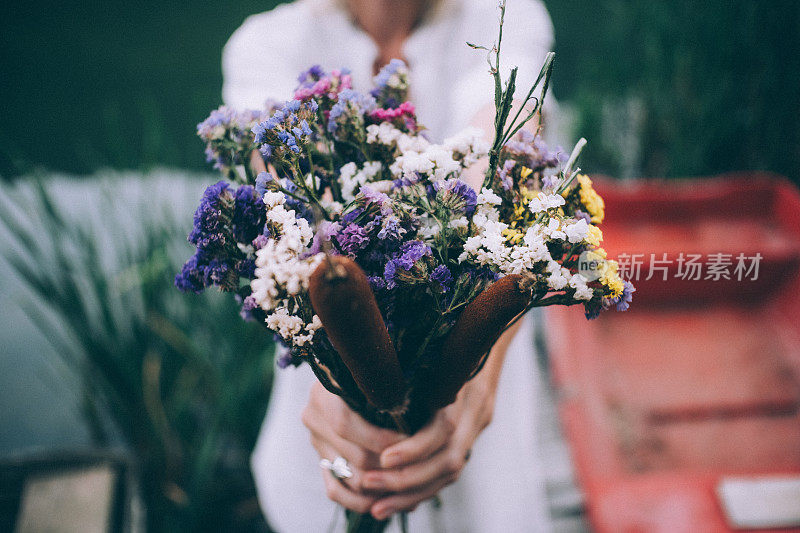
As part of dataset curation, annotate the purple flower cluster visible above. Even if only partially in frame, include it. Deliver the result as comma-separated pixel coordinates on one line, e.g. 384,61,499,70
336,223,370,256
175,181,266,293
305,220,341,256
384,240,431,289
358,185,392,211
197,106,236,139
498,160,516,191
327,89,376,135
573,209,592,224
370,59,410,108
197,106,265,172
435,179,478,216
187,181,234,251
503,131,565,172
430,264,453,292
377,216,406,241
604,281,635,312
294,66,352,102
232,185,267,243
252,99,316,160
254,171,272,196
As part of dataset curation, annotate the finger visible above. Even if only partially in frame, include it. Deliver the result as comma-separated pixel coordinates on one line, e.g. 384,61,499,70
323,470,379,514
303,397,382,471
308,421,382,471
330,406,406,455
370,477,449,521
363,444,469,493
315,439,392,497
310,434,380,490
379,409,453,468
305,383,405,455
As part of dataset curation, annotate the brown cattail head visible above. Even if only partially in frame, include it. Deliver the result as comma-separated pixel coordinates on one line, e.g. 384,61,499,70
309,255,407,413
421,274,531,411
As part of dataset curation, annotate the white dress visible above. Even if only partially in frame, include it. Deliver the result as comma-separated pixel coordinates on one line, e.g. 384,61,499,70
222,1,556,531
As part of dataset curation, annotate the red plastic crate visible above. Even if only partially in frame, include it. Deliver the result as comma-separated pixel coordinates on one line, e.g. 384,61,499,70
547,173,800,532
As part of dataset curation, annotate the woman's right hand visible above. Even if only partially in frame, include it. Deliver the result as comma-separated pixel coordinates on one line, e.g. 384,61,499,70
302,382,406,514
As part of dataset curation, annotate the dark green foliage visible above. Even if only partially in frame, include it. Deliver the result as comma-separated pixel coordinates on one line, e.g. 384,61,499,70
0,1,286,177
0,178,274,532
0,0,797,182
547,0,800,181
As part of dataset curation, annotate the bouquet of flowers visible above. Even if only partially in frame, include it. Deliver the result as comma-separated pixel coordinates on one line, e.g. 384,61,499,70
177,3,633,530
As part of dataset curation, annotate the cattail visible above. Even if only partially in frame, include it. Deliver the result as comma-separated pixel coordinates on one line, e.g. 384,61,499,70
308,255,407,413
422,274,531,411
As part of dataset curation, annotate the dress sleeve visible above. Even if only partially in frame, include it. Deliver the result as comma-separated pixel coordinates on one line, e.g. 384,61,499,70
450,0,556,127
221,7,302,109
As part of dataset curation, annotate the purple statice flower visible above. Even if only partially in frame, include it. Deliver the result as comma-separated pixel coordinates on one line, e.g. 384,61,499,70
392,174,421,190
498,159,516,190
175,248,238,293
205,258,233,286
294,66,352,102
327,89,376,134
430,264,453,292
615,281,635,311
305,220,342,256
255,172,273,196
341,208,363,224
296,64,325,86
232,185,266,243
175,250,208,293
197,106,236,139
384,240,431,288
503,131,564,172
541,173,561,192
601,280,636,313
377,216,406,241
239,294,259,322
435,179,478,216
335,223,370,256
573,209,592,224
242,295,257,312
252,99,317,161
358,185,392,214
370,59,410,108
177,182,262,294
198,106,266,173
369,275,387,291
188,181,233,251
253,234,270,249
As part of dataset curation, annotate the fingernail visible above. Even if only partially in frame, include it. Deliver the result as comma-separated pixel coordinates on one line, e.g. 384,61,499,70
380,451,402,468
362,473,385,490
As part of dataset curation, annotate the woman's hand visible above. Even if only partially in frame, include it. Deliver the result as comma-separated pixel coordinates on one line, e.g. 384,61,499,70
304,321,520,519
302,382,405,514
360,370,498,520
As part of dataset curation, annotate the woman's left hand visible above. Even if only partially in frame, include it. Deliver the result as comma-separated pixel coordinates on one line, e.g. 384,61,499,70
360,372,498,520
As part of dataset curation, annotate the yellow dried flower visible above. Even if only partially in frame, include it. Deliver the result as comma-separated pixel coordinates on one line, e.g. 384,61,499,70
577,174,605,224
585,224,603,247
502,227,524,244
600,260,624,297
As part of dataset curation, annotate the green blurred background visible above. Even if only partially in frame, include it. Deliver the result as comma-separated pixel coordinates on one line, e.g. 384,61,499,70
2,0,798,182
